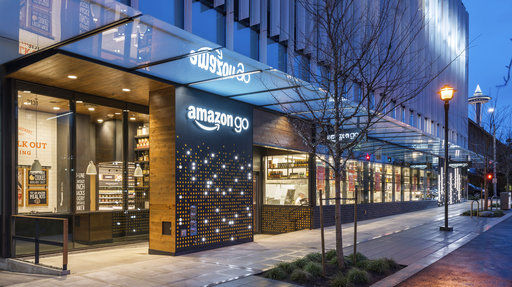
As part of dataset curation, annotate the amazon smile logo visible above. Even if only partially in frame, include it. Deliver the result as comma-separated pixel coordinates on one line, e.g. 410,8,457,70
187,105,249,133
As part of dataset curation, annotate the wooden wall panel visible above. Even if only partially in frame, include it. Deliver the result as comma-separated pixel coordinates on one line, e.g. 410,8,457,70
149,87,176,254
253,108,309,151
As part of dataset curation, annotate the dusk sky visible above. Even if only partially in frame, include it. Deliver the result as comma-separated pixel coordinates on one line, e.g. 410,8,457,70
462,0,512,129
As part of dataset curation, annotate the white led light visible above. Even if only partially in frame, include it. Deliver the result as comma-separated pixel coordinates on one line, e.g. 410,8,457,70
179,195,183,199
248,225,252,229
133,229,136,232
222,164,226,169
186,150,191,155
215,208,220,212
179,222,182,225
229,221,234,225
234,214,238,218
248,213,252,217
248,164,251,167
213,174,218,178
234,156,238,160
240,166,244,170
204,191,208,195
206,185,211,188
234,178,238,183
202,237,206,242
241,191,244,195
179,218,183,221
211,153,215,158
228,188,232,192
204,219,208,224
191,176,196,181
222,218,226,222
230,237,234,241
178,165,183,169
192,162,196,166
192,166,196,171
204,159,208,164
117,222,120,225
246,207,250,211
222,191,226,195
216,187,220,192
215,229,220,233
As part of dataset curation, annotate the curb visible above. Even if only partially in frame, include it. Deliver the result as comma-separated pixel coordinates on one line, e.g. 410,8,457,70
370,211,512,287
0,258,70,276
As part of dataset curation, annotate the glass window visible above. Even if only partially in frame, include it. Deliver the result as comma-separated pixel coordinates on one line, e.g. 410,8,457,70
417,114,422,130
394,167,401,201
409,110,415,127
415,169,426,201
234,22,259,60
192,1,226,46
373,163,383,203
17,92,71,214
384,165,393,202
401,106,406,122
316,157,327,206
75,103,125,212
293,53,310,81
267,38,287,72
264,154,309,205
138,0,184,28
403,168,411,201
345,160,360,204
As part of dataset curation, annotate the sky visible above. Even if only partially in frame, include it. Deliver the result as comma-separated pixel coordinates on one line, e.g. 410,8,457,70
462,0,512,130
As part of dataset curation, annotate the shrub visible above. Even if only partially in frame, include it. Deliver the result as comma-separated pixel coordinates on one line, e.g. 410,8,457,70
365,259,391,275
290,269,312,284
329,272,350,287
384,258,400,271
326,249,337,261
345,253,368,266
306,252,323,262
276,262,295,274
346,268,370,285
263,267,287,280
292,257,310,268
303,261,323,277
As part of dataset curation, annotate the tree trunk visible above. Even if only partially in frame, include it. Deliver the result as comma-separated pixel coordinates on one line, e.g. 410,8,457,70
334,158,345,269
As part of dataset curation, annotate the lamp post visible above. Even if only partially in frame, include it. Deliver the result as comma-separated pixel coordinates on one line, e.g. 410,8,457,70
439,85,455,232
488,107,497,199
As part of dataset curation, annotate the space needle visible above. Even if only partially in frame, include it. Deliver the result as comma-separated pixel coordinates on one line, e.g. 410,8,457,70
468,85,491,126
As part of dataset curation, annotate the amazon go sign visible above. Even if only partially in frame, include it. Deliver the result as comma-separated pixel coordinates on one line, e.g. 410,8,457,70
187,105,249,133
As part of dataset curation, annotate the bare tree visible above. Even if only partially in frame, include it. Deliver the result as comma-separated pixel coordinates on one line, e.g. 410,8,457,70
267,0,465,268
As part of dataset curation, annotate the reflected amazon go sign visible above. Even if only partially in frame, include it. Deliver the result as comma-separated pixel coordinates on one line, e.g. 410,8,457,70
187,105,249,133
189,47,251,84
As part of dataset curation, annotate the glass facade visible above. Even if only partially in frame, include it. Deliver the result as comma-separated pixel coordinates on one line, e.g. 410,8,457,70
192,1,226,46
138,0,184,28
267,38,287,72
234,22,259,60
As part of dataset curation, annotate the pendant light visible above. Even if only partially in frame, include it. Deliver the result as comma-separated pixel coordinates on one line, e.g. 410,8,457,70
86,161,97,175
30,96,42,172
134,164,143,178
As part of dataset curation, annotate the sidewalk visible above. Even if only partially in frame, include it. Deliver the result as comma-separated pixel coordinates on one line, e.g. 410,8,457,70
397,215,512,287
1,202,506,287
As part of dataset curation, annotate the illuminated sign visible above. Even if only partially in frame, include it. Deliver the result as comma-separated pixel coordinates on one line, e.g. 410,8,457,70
189,47,251,83
187,105,250,133
327,131,360,142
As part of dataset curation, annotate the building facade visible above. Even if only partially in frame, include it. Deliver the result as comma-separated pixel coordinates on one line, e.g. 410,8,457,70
0,0,474,258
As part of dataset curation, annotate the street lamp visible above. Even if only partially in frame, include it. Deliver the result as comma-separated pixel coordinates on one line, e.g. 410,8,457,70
439,85,455,232
488,107,497,200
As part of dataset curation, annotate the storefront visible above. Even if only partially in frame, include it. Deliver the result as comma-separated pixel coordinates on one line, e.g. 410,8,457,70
0,0,478,259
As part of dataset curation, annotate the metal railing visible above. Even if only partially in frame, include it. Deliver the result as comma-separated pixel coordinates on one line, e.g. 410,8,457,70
11,215,68,271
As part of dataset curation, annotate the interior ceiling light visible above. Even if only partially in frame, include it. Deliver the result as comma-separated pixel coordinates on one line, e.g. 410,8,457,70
23,101,30,105
67,75,78,79
23,90,31,93
88,107,95,111
115,112,121,115
76,100,83,104
97,119,104,123
122,88,131,92
130,116,136,121
53,106,60,110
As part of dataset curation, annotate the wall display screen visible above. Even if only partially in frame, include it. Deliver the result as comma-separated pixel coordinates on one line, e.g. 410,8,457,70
175,87,253,253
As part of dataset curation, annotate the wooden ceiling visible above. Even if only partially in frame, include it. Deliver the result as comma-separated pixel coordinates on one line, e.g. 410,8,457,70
9,53,170,106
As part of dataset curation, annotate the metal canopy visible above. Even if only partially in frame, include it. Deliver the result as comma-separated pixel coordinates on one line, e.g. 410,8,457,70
0,0,482,166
